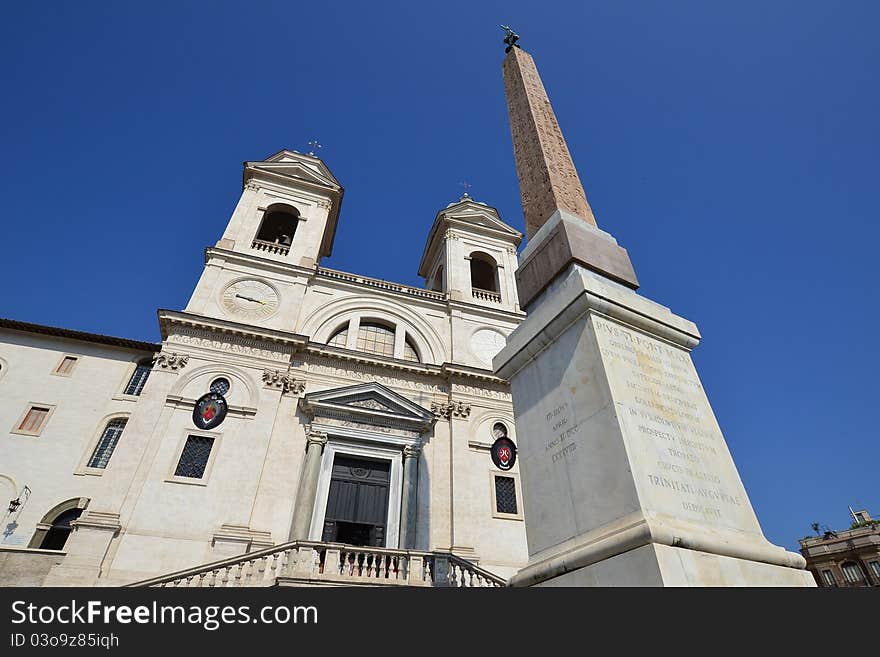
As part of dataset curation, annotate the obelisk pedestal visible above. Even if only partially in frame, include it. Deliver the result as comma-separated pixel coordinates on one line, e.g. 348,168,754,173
495,43,813,586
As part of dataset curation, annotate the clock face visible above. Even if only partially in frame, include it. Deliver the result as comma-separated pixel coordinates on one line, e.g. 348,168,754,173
470,329,507,366
221,279,280,320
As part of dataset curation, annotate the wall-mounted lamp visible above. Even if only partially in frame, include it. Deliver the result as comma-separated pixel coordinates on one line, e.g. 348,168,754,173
7,485,30,515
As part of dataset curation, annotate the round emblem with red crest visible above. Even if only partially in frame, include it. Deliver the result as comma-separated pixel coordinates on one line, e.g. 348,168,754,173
193,392,228,430
490,437,517,471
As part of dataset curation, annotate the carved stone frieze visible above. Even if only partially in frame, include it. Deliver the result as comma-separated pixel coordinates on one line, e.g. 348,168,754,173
152,352,190,371
431,401,472,419
167,326,295,362
262,369,306,396
306,356,446,395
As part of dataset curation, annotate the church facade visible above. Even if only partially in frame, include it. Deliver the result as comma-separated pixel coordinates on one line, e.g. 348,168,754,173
0,150,528,586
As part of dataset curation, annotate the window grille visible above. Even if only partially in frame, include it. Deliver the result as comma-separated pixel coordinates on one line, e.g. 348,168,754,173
842,563,862,583
869,561,880,579
356,323,396,358
495,476,518,515
821,569,836,586
403,339,419,362
328,327,349,348
174,435,215,479
124,363,152,396
87,418,127,469
210,378,230,396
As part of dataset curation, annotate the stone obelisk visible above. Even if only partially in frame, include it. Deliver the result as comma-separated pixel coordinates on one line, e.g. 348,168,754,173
493,39,814,586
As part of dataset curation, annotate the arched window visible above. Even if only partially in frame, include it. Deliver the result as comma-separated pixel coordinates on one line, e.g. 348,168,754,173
493,422,508,439
470,252,499,293
327,326,349,348
87,418,127,469
28,498,89,551
403,338,420,362
356,323,396,358
124,359,152,396
210,378,230,396
255,206,300,247
326,321,421,363
39,508,83,550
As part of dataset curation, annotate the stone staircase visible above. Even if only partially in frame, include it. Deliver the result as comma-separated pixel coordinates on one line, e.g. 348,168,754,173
127,540,506,588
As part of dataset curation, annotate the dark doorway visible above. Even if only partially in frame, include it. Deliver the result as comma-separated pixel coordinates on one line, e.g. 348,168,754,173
321,455,390,547
39,508,83,550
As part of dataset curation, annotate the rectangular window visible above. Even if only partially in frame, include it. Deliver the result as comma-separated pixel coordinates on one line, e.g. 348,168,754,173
821,569,836,586
494,476,518,515
87,419,127,469
54,356,78,375
869,561,880,579
174,435,215,479
124,364,152,396
842,563,862,583
17,406,50,434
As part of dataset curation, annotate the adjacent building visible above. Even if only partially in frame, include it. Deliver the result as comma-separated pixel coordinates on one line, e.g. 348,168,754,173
799,511,880,587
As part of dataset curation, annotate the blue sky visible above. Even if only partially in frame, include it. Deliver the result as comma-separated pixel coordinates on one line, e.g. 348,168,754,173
1,1,876,551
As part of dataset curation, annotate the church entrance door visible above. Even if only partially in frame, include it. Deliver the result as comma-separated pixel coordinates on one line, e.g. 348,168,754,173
321,454,390,547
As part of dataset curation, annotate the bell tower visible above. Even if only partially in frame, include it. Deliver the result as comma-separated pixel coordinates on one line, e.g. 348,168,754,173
418,194,522,313
184,150,343,330
214,150,343,268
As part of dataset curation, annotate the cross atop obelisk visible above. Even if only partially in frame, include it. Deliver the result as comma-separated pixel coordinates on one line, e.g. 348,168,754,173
501,32,639,308
502,44,597,238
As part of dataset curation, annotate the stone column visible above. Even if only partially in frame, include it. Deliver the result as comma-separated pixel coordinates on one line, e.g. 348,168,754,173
289,428,328,541
398,444,421,549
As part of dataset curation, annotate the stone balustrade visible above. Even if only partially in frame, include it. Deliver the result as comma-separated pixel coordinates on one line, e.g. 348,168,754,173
251,239,290,256
472,288,502,303
127,540,505,588
317,268,447,302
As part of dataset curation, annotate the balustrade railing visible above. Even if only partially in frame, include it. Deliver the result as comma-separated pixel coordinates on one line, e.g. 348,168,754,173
472,288,502,303
317,268,447,302
251,239,290,256
127,541,505,588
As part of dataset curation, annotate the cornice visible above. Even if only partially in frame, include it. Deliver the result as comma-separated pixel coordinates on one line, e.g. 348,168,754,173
158,310,309,351
205,247,317,279
0,318,159,354
243,165,341,195
155,313,510,386
304,342,508,386
447,298,526,321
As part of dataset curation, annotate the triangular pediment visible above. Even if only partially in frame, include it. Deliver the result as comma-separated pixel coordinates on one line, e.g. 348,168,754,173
300,382,435,429
418,198,523,276
443,202,522,237
246,150,341,190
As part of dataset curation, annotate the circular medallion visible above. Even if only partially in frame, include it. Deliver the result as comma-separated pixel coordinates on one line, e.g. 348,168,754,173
193,392,228,430
470,329,507,366
350,467,370,479
491,436,517,471
221,279,280,320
